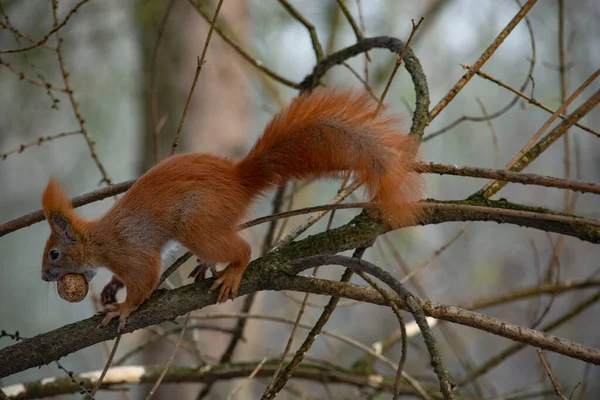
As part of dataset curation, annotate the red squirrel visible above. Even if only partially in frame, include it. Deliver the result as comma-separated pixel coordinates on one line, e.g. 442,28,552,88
40,89,424,330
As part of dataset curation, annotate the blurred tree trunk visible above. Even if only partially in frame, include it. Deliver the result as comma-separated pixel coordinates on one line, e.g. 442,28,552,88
136,0,251,398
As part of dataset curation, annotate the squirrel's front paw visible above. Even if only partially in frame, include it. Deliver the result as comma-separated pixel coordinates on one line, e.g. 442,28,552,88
100,278,124,306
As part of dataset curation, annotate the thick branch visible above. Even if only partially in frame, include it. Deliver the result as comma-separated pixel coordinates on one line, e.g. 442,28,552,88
1,211,599,378
2,196,598,244
421,199,600,244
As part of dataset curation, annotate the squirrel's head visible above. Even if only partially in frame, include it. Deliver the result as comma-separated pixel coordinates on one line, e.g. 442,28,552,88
41,177,96,283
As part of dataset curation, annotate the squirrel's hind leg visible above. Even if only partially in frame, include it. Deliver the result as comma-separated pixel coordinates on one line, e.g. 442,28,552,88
180,233,251,303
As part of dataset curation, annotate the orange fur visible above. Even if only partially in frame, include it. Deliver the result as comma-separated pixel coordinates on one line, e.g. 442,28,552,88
40,88,425,330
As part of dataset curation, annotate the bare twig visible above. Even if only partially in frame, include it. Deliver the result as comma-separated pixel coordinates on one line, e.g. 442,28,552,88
536,350,569,400
228,352,270,399
278,0,324,61
464,65,599,138
427,0,538,123
145,313,191,400
0,19,56,50
188,0,300,89
505,70,598,171
271,181,363,250
379,17,424,106
478,85,600,198
0,57,66,92
51,0,112,185
1,131,80,160
424,2,537,143
149,0,176,164
171,0,224,156
85,335,121,399
0,0,92,54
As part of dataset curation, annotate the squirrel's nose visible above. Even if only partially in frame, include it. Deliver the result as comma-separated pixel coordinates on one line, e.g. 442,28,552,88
41,269,51,281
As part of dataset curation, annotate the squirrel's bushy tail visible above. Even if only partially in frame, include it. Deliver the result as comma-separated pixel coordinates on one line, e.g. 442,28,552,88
235,89,424,228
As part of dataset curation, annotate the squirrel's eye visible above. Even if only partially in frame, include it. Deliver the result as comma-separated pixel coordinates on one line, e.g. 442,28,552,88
49,249,60,261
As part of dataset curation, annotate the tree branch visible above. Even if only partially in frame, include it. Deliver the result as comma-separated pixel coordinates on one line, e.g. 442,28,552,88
2,212,599,378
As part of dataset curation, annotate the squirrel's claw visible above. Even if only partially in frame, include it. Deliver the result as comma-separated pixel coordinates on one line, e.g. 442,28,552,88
209,267,241,303
118,312,129,332
98,303,130,331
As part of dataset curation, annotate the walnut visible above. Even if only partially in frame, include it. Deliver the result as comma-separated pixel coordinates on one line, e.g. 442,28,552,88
57,273,89,303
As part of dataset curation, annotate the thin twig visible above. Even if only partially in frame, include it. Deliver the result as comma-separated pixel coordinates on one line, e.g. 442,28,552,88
51,0,112,185
271,181,363,251
228,351,270,399
0,131,81,160
537,350,569,400
479,85,600,198
145,313,191,400
336,0,364,41
278,0,324,61
379,17,423,107
0,331,95,398
188,0,300,89
427,0,538,123
149,0,176,164
400,222,471,285
557,0,571,212
85,335,121,399
0,0,92,54
0,20,56,50
0,57,67,92
342,61,378,101
424,2,537,143
463,65,599,138
505,70,599,171
171,0,224,156
267,284,310,390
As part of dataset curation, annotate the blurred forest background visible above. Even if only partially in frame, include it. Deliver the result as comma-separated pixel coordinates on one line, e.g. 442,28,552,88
1,0,599,399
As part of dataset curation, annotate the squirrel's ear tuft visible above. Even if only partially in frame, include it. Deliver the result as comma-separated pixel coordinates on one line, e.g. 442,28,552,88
42,177,72,218
42,177,77,242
